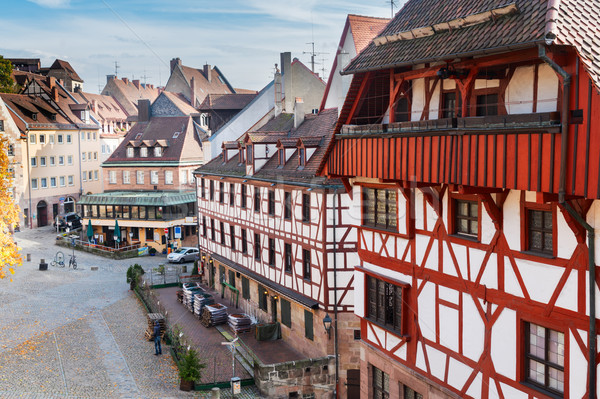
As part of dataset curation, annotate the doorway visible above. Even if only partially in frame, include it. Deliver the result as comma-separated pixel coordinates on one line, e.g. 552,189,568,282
271,297,278,322
36,201,48,227
347,369,361,399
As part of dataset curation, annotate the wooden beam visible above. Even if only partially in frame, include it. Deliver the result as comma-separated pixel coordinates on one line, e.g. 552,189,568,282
420,77,440,121
341,177,353,200
480,193,502,229
345,72,371,125
456,185,506,195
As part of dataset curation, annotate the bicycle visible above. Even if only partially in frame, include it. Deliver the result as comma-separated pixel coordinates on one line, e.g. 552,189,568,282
68,254,77,269
51,251,65,268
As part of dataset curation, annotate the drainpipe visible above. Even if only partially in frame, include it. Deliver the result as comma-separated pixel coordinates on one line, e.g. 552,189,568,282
539,44,596,398
332,188,339,398
25,129,32,229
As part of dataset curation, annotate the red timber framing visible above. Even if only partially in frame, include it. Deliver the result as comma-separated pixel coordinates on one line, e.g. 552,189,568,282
197,176,356,313
354,183,599,398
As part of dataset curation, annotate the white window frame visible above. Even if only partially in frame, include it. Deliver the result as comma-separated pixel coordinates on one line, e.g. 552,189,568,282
60,176,65,187
150,170,159,185
40,156,46,167
127,147,134,158
31,178,38,189
49,156,55,166
136,170,144,184
68,155,73,165
82,171,87,182
140,147,148,158
94,170,98,180
58,156,64,166
154,147,162,157
29,134,36,144
40,177,47,188
165,170,173,185
123,171,130,184
68,175,74,186
49,135,55,144
57,134,63,144
109,171,117,184
50,177,57,188
82,152,86,161
66,134,72,143
31,157,37,167
39,134,45,144
180,170,188,185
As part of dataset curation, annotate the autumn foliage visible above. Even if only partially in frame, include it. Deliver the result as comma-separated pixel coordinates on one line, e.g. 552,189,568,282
0,135,21,278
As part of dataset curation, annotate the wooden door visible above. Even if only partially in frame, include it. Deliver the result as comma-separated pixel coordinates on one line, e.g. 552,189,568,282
347,369,360,399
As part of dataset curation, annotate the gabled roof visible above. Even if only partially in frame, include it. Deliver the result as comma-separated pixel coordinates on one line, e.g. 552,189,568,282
101,77,160,117
154,91,199,116
180,65,234,96
49,59,83,82
348,14,391,54
73,91,129,123
198,93,257,111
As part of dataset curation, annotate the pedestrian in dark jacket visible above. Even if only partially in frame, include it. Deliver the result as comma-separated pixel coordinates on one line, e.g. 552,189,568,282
153,321,162,355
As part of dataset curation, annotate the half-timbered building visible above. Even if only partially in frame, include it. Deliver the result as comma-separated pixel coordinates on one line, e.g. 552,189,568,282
195,104,361,398
322,1,600,398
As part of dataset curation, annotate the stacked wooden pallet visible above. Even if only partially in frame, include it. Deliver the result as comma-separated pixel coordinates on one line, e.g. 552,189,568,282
183,287,204,312
228,313,252,334
176,290,184,303
193,293,215,318
200,303,228,327
145,313,165,341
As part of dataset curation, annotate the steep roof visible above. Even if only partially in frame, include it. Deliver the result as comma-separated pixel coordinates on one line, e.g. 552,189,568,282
101,77,160,117
198,93,257,111
181,65,234,97
198,109,341,186
49,59,83,82
155,91,199,115
73,91,129,123
348,14,391,54
104,115,203,164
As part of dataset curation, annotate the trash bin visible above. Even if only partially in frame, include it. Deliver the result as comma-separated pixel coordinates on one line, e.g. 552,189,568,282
231,377,241,395
39,259,48,271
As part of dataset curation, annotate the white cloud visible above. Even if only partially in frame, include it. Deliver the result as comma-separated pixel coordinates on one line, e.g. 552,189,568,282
27,0,70,9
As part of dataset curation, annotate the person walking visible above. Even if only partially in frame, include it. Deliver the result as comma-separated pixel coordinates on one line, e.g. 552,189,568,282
153,321,162,355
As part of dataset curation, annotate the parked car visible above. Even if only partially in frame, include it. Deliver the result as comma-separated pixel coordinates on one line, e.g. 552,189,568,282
54,212,82,232
167,247,199,263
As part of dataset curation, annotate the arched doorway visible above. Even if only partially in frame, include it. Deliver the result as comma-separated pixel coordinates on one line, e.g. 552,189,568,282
36,200,48,227
63,196,75,214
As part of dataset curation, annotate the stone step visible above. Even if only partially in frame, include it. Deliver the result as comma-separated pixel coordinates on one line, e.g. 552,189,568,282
215,325,255,378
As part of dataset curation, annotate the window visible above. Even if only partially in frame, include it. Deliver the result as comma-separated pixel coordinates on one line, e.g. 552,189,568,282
284,243,292,273
258,285,268,311
403,385,423,399
136,170,144,184
363,187,398,231
30,157,37,167
154,147,162,157
302,193,310,222
140,147,148,157
241,229,248,254
210,180,214,201
278,149,285,166
50,177,57,187
123,171,130,184
254,187,260,212
59,176,65,187
67,155,73,165
367,275,404,333
298,148,306,167
40,177,47,188
7,144,14,156
165,171,173,185
229,183,235,205
145,228,154,241
180,170,188,185
49,156,55,166
88,152,92,161
68,175,74,186
39,134,45,144
200,178,205,198
219,182,224,203
58,156,64,165
29,134,36,144
254,233,261,261
524,322,565,396
228,270,236,288
242,276,250,300
476,93,499,116
302,249,311,280
40,156,46,167
93,152,97,160
66,134,72,143
150,171,159,185
31,178,38,189
211,219,216,241
528,209,553,255
373,366,390,399
109,171,117,184
304,310,313,340
220,222,225,245
0,120,3,131
57,134,63,143
94,170,98,180
441,91,461,119
127,147,134,158
241,184,247,208
284,192,292,219
49,135,54,144
230,225,236,250
268,190,275,215
246,145,253,163
281,298,291,328
268,238,275,266
202,216,207,237
454,199,478,238
82,171,87,182
82,152,86,161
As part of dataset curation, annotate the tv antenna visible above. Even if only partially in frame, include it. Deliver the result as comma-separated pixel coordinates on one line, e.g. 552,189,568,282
303,42,327,74
388,0,398,17
114,61,119,77
141,70,151,85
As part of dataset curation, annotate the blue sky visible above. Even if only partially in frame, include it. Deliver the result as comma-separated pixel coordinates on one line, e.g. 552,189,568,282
0,0,401,93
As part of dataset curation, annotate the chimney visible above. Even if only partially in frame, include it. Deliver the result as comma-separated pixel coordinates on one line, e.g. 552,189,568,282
170,58,182,72
132,79,140,89
46,76,56,89
203,64,212,83
106,75,116,83
190,77,196,107
294,98,304,128
51,86,59,102
280,52,292,112
122,77,129,84
91,99,98,113
274,64,282,117
137,99,151,122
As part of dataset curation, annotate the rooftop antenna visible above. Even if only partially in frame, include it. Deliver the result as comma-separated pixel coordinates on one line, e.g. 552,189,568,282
141,70,151,85
114,61,119,77
389,0,398,17
303,42,327,74
319,56,328,81
97,69,102,94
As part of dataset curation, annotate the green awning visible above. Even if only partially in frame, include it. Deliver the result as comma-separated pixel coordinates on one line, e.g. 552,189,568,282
78,191,196,206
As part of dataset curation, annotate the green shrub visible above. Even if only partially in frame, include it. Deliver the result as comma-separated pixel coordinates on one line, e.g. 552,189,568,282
126,264,145,290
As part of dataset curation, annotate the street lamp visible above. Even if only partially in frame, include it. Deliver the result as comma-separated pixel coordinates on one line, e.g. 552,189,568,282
323,314,332,339
113,234,118,250
129,231,134,244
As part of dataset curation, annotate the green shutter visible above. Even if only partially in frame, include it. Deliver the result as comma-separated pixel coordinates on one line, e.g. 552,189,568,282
281,299,291,328
304,310,313,341
242,276,250,299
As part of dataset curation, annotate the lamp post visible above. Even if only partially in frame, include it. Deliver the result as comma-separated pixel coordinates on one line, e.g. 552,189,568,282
129,231,134,247
323,313,332,339
113,234,118,250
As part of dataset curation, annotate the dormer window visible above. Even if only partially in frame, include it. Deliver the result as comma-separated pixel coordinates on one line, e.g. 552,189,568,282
31,113,37,121
278,149,285,167
298,148,306,168
140,147,148,157
154,147,162,157
127,147,134,158
246,145,253,164
173,132,180,139
135,133,143,139
239,148,245,164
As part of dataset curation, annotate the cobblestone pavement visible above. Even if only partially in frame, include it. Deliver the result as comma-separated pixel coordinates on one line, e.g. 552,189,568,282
0,226,261,398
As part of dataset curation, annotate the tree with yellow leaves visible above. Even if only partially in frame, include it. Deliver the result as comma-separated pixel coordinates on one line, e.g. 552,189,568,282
0,134,21,278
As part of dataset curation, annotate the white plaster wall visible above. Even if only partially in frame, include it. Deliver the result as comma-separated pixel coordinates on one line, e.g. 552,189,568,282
354,270,365,317
423,345,447,382
442,79,456,90
503,190,521,250
415,189,425,230
478,253,499,290
417,282,437,342
462,293,485,362
323,28,356,111
397,193,408,235
429,80,441,118
411,78,425,122
555,269,578,312
468,247,488,282
425,198,439,230
510,259,564,303
439,306,459,352
557,208,578,259
446,358,473,395
490,308,517,379
537,63,559,112
570,329,588,399
474,79,499,89
480,200,495,245
415,234,432,268
506,65,534,114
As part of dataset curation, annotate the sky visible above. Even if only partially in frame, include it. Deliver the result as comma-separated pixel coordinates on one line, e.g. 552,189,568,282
0,0,401,94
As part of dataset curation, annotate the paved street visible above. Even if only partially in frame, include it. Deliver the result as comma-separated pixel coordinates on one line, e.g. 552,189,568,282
0,226,260,398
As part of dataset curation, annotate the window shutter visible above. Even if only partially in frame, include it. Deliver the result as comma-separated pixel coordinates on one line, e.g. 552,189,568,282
281,299,291,328
242,277,250,299
304,309,313,340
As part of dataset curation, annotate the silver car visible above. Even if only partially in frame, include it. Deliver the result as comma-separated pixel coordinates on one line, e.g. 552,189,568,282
167,247,199,263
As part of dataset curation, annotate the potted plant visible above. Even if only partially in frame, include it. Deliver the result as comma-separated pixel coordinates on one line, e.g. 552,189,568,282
148,247,157,256
126,264,145,290
178,347,205,391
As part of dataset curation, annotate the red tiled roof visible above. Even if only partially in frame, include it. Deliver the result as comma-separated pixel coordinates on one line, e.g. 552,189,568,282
180,65,234,102
348,14,391,54
73,91,129,123
198,93,257,110
50,59,83,82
